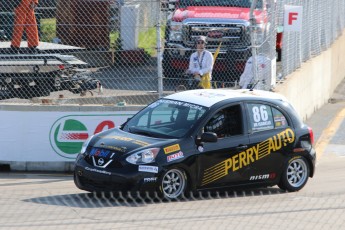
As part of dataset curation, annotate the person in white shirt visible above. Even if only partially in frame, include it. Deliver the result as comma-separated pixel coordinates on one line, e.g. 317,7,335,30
239,55,271,89
186,36,214,89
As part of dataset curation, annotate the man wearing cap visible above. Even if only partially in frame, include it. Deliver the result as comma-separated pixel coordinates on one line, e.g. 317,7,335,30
186,36,214,89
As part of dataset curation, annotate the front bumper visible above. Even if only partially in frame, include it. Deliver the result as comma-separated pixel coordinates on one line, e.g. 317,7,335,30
74,157,160,193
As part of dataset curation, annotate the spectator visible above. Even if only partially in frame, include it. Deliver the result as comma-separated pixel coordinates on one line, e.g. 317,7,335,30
239,55,271,89
186,36,214,89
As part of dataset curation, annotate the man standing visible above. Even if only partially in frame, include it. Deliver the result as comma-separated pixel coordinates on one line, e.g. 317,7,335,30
186,36,214,89
11,0,39,53
239,55,271,89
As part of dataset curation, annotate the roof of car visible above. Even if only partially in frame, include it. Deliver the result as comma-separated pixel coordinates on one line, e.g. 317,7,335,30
164,89,288,107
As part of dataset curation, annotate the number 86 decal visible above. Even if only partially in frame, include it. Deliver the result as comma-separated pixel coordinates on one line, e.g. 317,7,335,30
252,105,269,122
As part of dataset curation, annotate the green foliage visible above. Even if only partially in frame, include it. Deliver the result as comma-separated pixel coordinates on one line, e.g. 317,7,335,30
110,31,120,49
39,18,166,57
40,18,56,42
138,26,165,56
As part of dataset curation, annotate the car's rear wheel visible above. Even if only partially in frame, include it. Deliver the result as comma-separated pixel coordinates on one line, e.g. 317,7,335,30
278,156,310,192
159,168,188,199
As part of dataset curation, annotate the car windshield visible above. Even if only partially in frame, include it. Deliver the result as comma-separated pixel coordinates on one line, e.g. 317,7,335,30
122,99,207,138
179,0,263,8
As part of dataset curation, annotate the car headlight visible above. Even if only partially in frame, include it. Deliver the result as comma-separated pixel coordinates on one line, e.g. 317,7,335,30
80,135,94,154
169,21,183,41
126,148,160,165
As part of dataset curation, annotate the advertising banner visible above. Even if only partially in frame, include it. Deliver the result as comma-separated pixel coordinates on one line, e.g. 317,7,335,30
0,111,136,162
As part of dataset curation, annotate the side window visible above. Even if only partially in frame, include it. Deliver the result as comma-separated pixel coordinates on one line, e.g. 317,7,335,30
204,104,243,138
247,103,289,132
272,107,288,128
247,103,274,132
187,108,206,121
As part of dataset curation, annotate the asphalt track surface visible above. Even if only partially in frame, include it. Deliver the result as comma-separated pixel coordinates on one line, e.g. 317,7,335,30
1,87,345,229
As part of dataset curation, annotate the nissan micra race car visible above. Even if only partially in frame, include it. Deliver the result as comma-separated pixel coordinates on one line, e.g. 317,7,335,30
74,89,316,199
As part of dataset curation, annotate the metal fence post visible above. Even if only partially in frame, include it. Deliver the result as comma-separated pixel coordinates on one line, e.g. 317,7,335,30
156,0,163,97
249,0,258,89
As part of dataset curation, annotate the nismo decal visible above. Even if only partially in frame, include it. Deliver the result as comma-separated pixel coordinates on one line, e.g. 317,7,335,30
202,128,295,186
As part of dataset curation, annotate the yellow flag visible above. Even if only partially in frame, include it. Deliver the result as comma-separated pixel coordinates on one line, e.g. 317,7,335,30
213,42,222,65
211,42,222,88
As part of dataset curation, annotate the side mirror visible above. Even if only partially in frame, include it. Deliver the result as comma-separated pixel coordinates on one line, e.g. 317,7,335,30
201,132,218,143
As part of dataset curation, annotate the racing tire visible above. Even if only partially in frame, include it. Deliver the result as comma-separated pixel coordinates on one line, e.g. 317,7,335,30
159,168,188,200
278,156,310,192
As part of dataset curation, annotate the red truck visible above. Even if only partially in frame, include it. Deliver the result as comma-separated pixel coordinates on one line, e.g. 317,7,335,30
162,0,282,86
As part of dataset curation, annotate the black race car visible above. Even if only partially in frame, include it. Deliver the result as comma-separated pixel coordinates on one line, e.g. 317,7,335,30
74,89,316,199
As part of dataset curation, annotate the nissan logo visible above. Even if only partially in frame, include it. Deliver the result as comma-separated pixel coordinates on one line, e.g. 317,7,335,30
98,158,105,165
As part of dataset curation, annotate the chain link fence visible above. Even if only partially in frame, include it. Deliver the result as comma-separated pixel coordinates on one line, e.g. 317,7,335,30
0,0,344,104
278,0,345,78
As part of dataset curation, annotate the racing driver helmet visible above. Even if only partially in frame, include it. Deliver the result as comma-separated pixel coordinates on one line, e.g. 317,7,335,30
205,111,225,136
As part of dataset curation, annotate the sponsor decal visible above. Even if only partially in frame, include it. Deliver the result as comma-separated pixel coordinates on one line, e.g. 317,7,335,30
159,99,204,111
144,177,158,183
274,115,287,127
103,136,149,147
104,145,127,153
202,128,295,186
139,165,159,173
84,167,111,175
90,148,110,157
49,115,120,159
164,144,181,154
133,140,150,147
149,101,160,108
249,173,276,181
167,151,184,162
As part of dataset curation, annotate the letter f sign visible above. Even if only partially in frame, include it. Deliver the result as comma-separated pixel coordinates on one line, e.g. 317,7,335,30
284,5,303,32
288,12,298,25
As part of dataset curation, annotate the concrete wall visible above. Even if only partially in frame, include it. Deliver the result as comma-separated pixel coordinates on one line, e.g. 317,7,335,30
275,29,345,121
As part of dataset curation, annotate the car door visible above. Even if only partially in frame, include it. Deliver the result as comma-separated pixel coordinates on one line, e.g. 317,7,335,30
196,103,251,189
244,102,294,183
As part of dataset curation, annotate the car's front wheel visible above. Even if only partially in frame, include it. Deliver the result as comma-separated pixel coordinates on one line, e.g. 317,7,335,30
159,168,188,199
278,156,310,192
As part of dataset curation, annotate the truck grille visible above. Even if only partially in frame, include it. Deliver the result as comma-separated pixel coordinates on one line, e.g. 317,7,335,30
182,19,250,51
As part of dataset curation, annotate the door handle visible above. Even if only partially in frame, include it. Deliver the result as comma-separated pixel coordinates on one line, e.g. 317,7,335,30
236,145,248,151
